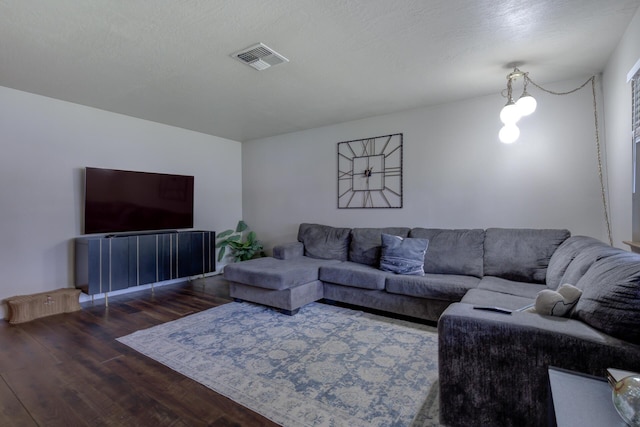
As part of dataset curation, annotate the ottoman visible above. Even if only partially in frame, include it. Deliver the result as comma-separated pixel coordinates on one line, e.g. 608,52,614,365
223,256,339,315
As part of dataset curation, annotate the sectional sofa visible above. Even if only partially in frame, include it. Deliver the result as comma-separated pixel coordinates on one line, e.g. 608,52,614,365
223,223,640,427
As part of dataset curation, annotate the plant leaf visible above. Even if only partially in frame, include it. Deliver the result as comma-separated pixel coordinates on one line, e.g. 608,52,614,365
236,220,248,233
217,246,226,262
216,229,234,239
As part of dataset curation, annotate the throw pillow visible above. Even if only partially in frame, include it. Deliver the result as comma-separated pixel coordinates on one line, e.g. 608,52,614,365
529,283,582,316
379,233,429,276
350,227,411,266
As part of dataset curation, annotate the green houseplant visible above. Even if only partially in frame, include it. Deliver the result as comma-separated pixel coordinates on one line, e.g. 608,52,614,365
216,220,264,262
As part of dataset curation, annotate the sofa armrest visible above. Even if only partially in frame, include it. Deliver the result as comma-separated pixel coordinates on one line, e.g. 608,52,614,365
273,242,304,260
438,302,640,427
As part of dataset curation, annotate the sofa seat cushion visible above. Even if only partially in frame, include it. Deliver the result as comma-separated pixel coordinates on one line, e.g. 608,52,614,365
349,227,410,266
319,261,390,290
224,256,339,290
385,273,480,301
461,289,534,310
483,228,570,283
478,276,548,299
409,228,485,277
575,253,640,344
297,223,351,261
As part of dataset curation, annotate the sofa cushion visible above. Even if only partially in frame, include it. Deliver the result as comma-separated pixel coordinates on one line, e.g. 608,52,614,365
546,236,610,289
379,233,429,276
319,261,389,290
297,223,351,261
349,227,410,266
385,273,480,301
560,242,623,288
409,228,485,277
224,256,339,290
574,253,640,344
460,288,534,310
478,276,548,299
483,228,570,283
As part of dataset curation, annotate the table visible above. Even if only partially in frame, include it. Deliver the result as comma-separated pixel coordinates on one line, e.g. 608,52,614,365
548,367,627,427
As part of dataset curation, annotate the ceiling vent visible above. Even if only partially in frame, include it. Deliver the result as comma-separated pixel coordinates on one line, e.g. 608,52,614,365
231,43,289,71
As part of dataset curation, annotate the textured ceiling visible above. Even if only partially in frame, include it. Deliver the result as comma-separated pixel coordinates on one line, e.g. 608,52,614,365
1,0,639,142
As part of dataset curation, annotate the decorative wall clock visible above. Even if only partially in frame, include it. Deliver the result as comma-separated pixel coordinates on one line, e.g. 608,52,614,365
337,133,403,209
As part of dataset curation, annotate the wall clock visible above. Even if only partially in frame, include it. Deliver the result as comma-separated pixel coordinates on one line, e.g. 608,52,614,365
337,133,403,209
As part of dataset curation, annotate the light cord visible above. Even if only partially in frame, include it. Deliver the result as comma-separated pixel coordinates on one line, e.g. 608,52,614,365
524,75,613,246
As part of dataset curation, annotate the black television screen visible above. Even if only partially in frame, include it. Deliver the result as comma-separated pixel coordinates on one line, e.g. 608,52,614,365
84,167,194,234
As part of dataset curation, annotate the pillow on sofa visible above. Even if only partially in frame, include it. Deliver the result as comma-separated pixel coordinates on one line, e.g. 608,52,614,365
574,253,640,345
350,227,410,266
379,233,429,276
528,284,582,316
297,223,351,261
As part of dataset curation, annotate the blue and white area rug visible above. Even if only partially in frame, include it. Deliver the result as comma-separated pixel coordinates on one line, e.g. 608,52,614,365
117,302,440,427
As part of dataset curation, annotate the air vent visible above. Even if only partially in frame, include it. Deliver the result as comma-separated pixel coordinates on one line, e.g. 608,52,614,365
232,43,289,71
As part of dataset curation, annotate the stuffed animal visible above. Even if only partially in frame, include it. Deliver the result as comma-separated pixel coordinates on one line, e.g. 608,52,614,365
528,283,582,316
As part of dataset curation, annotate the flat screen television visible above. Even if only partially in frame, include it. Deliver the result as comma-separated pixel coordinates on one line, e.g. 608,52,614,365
84,167,194,235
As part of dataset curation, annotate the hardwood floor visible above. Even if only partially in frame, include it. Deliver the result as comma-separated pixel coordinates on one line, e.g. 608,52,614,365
0,276,280,427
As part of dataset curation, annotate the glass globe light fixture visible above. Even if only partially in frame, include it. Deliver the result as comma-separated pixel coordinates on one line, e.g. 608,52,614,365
500,99,522,124
516,90,537,116
499,124,520,144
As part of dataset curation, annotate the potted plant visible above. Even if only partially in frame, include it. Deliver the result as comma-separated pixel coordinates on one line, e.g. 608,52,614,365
216,220,265,262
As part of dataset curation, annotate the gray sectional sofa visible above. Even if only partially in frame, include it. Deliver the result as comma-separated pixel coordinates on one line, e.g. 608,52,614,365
223,223,640,427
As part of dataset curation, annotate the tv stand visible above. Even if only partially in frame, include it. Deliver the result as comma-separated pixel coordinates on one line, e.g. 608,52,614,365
75,230,216,298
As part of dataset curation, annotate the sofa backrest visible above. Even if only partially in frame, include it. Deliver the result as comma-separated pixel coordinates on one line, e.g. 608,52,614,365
349,227,410,266
483,228,570,284
409,228,485,277
297,223,351,261
546,235,621,289
574,252,640,345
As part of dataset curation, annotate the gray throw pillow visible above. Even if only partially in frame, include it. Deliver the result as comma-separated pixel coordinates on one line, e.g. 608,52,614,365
379,233,429,276
350,227,411,266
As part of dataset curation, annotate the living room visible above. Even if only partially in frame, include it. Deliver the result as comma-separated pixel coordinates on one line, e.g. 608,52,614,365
1,3,640,424
1,2,639,320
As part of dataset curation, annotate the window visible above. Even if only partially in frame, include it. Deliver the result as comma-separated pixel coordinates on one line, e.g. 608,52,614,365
631,65,640,242
634,70,640,148
633,70,639,193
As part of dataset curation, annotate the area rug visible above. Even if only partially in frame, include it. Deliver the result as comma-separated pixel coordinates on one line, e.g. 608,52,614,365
117,302,440,427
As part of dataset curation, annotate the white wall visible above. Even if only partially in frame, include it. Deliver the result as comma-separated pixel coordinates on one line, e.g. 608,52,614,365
243,76,611,251
0,86,243,319
602,6,640,245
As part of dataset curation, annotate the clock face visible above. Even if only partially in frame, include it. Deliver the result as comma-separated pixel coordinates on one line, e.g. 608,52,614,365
337,133,403,208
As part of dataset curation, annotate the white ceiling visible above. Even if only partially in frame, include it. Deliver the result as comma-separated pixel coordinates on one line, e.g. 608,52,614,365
1,0,639,142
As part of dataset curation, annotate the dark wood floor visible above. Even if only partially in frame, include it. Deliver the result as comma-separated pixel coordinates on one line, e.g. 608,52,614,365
0,276,280,427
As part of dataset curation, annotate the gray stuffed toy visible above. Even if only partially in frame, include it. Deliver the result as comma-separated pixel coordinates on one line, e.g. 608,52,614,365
526,283,582,316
